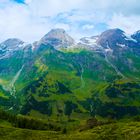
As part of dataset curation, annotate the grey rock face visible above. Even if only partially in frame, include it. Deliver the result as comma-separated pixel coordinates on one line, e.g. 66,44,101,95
40,28,75,48
97,29,126,48
96,29,139,52
0,38,28,59
0,38,24,49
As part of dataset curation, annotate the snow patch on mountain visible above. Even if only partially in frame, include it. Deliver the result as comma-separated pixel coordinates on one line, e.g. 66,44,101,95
123,33,137,43
0,39,30,60
116,43,126,48
78,36,104,51
80,36,98,46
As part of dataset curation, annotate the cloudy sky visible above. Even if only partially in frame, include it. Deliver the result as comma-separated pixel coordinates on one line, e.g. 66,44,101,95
0,0,140,42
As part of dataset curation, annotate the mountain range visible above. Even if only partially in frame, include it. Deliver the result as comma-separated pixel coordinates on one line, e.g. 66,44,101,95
0,28,140,121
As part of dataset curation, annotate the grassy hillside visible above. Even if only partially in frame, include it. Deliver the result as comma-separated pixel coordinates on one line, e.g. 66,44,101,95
0,44,140,140
0,45,140,120
1,120,140,140
1,96,140,140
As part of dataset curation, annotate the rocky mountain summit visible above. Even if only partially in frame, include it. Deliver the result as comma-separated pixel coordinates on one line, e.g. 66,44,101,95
40,28,75,48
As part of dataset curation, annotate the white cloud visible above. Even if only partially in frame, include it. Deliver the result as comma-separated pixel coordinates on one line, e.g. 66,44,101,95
25,0,32,4
108,14,140,34
28,0,87,17
27,0,140,17
0,0,139,42
82,24,95,30
54,23,70,31
0,0,53,42
66,10,96,23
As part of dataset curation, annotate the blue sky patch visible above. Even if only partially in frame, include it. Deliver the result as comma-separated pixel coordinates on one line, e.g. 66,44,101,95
13,0,25,4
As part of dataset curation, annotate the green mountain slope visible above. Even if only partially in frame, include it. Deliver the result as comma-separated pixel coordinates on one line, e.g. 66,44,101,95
0,43,140,121
0,29,140,128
